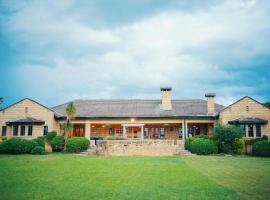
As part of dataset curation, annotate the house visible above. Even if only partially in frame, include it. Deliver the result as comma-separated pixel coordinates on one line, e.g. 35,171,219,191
0,87,269,141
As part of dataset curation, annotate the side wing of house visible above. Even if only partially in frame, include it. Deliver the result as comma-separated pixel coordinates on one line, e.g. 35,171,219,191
219,97,270,138
0,98,58,139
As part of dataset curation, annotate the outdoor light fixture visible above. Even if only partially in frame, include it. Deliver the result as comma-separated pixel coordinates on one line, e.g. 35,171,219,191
130,118,135,122
164,124,169,126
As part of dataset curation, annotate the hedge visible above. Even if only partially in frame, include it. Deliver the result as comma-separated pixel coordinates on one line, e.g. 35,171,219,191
66,137,90,153
252,140,270,157
33,136,46,148
189,138,218,155
51,136,65,152
0,138,38,154
31,146,47,155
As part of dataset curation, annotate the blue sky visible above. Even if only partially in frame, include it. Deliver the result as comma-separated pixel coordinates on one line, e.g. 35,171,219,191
0,0,270,108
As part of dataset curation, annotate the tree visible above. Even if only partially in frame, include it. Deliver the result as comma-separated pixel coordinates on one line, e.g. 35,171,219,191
62,102,76,141
264,101,270,108
214,122,242,154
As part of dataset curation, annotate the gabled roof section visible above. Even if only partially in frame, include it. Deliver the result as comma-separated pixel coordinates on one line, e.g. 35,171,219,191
52,99,224,119
219,96,270,113
1,98,55,113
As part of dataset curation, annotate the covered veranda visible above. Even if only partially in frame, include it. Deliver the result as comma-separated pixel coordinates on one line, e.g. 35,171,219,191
60,119,215,141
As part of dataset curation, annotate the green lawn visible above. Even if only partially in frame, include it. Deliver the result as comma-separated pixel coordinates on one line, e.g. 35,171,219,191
0,155,269,200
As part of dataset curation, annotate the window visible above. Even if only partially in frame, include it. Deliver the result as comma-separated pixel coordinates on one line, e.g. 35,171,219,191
13,126,18,136
43,125,48,136
144,128,149,138
248,125,254,137
28,126,33,136
2,126,7,136
109,128,114,135
20,126,25,136
178,128,183,139
256,125,261,138
160,128,165,139
240,125,246,137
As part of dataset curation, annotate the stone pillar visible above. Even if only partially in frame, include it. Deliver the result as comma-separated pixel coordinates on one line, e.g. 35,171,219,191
185,121,188,139
245,125,249,138
123,125,127,138
182,121,185,140
141,125,144,140
85,122,91,140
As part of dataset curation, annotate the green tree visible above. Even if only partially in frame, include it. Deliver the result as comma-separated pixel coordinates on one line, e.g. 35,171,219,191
264,101,270,108
214,122,242,154
62,102,76,141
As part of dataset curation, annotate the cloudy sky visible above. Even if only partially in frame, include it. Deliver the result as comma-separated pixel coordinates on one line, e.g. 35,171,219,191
0,0,269,108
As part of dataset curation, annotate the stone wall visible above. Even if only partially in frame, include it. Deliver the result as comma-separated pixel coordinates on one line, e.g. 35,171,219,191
219,97,270,138
96,139,177,156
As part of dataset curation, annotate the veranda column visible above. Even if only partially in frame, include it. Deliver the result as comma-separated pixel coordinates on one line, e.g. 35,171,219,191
182,121,185,140
141,125,144,140
123,125,127,138
185,121,188,139
85,122,91,140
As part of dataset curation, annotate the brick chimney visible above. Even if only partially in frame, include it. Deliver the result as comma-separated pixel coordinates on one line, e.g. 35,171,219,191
161,87,172,110
205,93,216,114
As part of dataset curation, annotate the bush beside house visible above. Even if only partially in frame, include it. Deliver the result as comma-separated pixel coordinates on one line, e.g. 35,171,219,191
252,140,270,157
214,123,243,154
51,136,65,152
66,137,90,153
0,138,39,154
189,138,218,155
31,146,47,155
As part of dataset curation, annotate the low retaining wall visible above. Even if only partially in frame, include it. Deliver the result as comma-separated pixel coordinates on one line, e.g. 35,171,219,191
96,140,177,156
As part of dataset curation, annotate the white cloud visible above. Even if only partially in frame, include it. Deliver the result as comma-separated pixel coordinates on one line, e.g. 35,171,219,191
2,0,270,106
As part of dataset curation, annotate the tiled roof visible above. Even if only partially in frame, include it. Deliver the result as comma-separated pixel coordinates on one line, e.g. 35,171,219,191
6,117,45,125
52,99,224,119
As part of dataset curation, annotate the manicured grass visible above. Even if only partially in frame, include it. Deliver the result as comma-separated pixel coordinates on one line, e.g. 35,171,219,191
0,155,269,200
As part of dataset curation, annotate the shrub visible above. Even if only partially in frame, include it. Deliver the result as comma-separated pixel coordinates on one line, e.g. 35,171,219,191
194,134,209,139
46,131,57,143
214,123,242,154
66,137,90,153
184,137,195,151
189,138,218,155
0,138,38,154
233,138,245,154
246,135,269,145
31,146,47,155
33,136,46,148
106,136,126,140
51,136,65,152
252,140,270,157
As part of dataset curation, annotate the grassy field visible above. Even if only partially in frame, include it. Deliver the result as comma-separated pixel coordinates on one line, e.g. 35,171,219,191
0,154,269,200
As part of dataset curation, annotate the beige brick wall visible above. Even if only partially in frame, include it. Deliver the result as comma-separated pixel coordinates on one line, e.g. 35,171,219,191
219,97,270,138
0,98,58,139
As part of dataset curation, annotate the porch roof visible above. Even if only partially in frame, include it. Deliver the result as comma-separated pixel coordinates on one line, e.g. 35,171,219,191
228,118,268,125
52,99,224,119
6,117,45,126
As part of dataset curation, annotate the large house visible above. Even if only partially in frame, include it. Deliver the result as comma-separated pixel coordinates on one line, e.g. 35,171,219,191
0,87,269,141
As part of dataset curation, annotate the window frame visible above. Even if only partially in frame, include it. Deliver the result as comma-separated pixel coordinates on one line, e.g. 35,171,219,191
20,125,26,136
13,125,18,136
160,128,165,139
43,125,48,136
248,124,254,137
28,126,33,136
256,125,261,138
2,126,7,136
